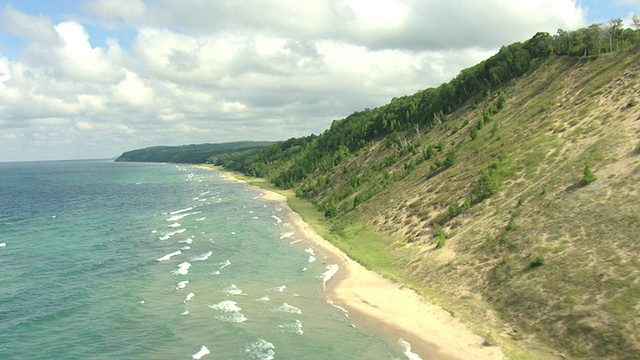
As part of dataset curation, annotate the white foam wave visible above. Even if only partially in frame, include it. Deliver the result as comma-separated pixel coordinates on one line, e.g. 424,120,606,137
398,338,422,360
289,239,302,244
168,222,181,228
305,247,315,255
308,256,316,263
192,345,210,359
327,299,349,315
322,264,339,290
224,284,243,296
185,293,195,301
278,320,303,335
0,243,6,248
244,339,275,360
270,285,286,292
200,191,210,196
256,295,270,302
172,262,191,275
170,207,193,215
179,238,193,244
156,250,182,262
166,211,201,222
191,251,212,261
279,231,294,240
176,280,189,289
196,217,207,221
182,310,189,315
210,300,241,312
271,215,282,224
151,229,157,234
181,246,191,250
209,300,247,323
159,228,186,241
273,303,302,314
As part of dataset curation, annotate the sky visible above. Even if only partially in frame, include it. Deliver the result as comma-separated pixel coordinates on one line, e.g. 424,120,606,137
0,0,638,161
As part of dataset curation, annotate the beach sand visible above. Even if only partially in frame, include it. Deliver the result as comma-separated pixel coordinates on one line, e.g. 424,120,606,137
215,168,506,360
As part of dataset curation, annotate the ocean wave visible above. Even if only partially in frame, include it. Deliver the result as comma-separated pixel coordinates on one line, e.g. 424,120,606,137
305,247,315,255
271,215,282,224
398,338,422,360
179,238,193,244
209,300,247,323
176,280,189,289
168,222,181,228
224,284,243,296
278,319,304,335
244,339,275,360
159,228,186,241
269,285,286,292
308,256,316,263
156,250,182,262
191,251,212,261
279,231,294,240
191,345,210,359
172,262,191,275
166,211,201,222
322,264,339,290
256,295,270,302
195,217,207,221
0,242,6,248
326,299,349,316
185,293,195,301
169,207,193,215
273,303,302,314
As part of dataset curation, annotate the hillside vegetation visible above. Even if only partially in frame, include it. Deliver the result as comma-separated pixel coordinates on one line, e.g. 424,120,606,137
115,141,274,163
210,23,640,359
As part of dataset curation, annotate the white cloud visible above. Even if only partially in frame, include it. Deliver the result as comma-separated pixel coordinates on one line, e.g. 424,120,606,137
0,0,591,161
1,4,58,43
82,0,148,26
113,70,153,106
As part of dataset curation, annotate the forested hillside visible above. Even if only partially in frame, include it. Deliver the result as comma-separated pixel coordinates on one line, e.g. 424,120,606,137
213,22,640,359
115,141,274,163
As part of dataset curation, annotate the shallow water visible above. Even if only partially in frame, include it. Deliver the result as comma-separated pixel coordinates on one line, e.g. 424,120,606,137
0,160,405,359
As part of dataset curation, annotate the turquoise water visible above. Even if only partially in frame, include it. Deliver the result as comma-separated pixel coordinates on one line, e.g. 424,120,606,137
0,160,402,359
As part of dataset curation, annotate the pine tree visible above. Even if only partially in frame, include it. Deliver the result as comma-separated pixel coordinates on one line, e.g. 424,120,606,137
580,164,596,186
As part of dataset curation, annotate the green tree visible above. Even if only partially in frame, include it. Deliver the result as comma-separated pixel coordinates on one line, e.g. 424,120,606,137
449,199,461,218
580,164,597,186
470,127,478,140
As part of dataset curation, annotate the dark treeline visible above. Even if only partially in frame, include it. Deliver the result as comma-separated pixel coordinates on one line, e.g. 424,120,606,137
116,141,274,164
212,20,640,190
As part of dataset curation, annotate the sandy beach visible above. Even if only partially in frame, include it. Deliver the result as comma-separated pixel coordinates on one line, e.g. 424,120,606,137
214,168,506,360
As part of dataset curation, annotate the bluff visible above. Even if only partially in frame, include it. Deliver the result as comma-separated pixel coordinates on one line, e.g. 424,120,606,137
214,27,640,359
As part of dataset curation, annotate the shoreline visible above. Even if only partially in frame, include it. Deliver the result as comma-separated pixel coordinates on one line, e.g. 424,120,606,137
209,167,505,360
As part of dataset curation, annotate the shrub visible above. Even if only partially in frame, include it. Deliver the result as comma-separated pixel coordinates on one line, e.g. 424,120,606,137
579,164,596,186
472,169,502,204
530,255,546,268
449,199,461,218
506,211,520,231
470,127,478,140
324,206,338,218
444,150,457,167
434,233,446,249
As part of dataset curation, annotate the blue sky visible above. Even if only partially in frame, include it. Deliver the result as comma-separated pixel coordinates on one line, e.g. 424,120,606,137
0,0,638,161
